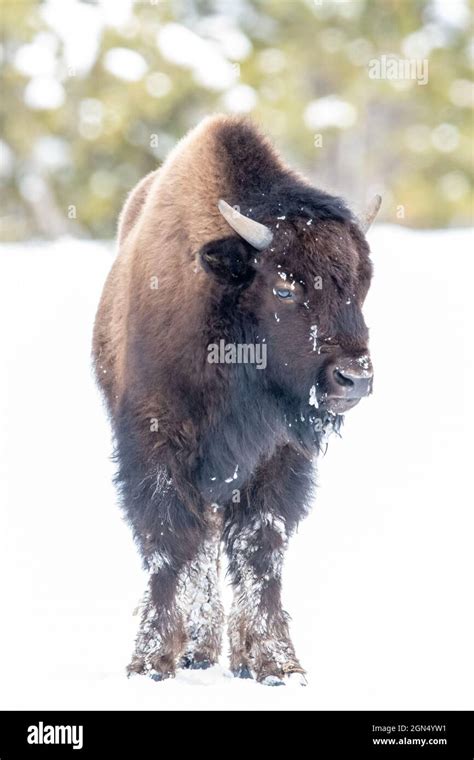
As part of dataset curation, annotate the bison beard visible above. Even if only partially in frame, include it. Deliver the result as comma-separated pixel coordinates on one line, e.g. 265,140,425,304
93,115,377,685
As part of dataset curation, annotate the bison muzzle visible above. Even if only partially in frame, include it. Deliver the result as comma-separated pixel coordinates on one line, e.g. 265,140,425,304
93,115,380,686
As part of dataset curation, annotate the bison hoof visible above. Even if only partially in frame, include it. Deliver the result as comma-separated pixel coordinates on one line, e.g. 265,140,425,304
127,656,176,682
149,670,174,682
258,669,307,687
180,655,215,671
259,672,307,687
127,668,175,682
260,675,285,687
232,664,254,680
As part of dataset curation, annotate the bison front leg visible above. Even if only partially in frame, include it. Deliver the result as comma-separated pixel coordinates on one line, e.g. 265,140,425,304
128,561,188,681
224,512,306,686
178,507,224,670
128,506,224,680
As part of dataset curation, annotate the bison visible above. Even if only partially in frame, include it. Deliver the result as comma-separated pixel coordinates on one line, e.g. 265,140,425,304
93,115,380,686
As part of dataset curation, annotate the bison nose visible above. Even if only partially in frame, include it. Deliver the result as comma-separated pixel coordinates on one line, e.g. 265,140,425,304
333,366,373,398
327,357,374,400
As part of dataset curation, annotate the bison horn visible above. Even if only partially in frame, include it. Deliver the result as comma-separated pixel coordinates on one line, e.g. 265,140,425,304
218,199,273,250
359,194,382,233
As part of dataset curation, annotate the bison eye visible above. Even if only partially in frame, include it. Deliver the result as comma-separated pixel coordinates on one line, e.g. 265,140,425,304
273,287,294,300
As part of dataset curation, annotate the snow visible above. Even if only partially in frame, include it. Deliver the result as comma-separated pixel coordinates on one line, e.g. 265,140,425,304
0,225,473,710
309,384,319,408
224,465,239,483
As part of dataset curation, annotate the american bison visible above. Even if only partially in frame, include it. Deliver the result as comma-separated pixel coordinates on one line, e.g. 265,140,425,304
93,115,380,685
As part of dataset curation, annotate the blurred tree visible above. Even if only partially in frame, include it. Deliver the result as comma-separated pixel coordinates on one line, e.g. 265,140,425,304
0,0,472,240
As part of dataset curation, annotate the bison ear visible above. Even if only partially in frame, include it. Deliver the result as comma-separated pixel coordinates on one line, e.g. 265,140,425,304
200,237,256,285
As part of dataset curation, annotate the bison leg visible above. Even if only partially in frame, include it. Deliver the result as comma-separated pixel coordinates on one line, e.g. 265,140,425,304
178,507,224,671
128,507,224,680
128,562,188,681
224,512,305,685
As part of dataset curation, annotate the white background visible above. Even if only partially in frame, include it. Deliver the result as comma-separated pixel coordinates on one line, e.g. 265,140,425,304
0,224,473,710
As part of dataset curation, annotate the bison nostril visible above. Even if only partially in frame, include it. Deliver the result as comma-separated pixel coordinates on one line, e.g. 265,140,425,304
329,362,373,400
334,369,354,388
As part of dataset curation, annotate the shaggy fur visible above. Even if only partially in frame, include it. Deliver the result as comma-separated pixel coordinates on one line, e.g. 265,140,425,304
93,115,374,684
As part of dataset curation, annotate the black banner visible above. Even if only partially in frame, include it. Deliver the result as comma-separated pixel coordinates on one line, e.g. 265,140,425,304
0,711,472,757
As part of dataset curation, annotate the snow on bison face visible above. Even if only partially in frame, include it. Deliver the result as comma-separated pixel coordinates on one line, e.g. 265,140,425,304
201,200,377,444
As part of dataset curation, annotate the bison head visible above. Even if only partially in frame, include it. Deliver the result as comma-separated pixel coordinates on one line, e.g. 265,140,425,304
200,194,380,449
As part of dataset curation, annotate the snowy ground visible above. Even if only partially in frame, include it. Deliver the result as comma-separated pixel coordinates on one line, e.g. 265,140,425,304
0,225,473,711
